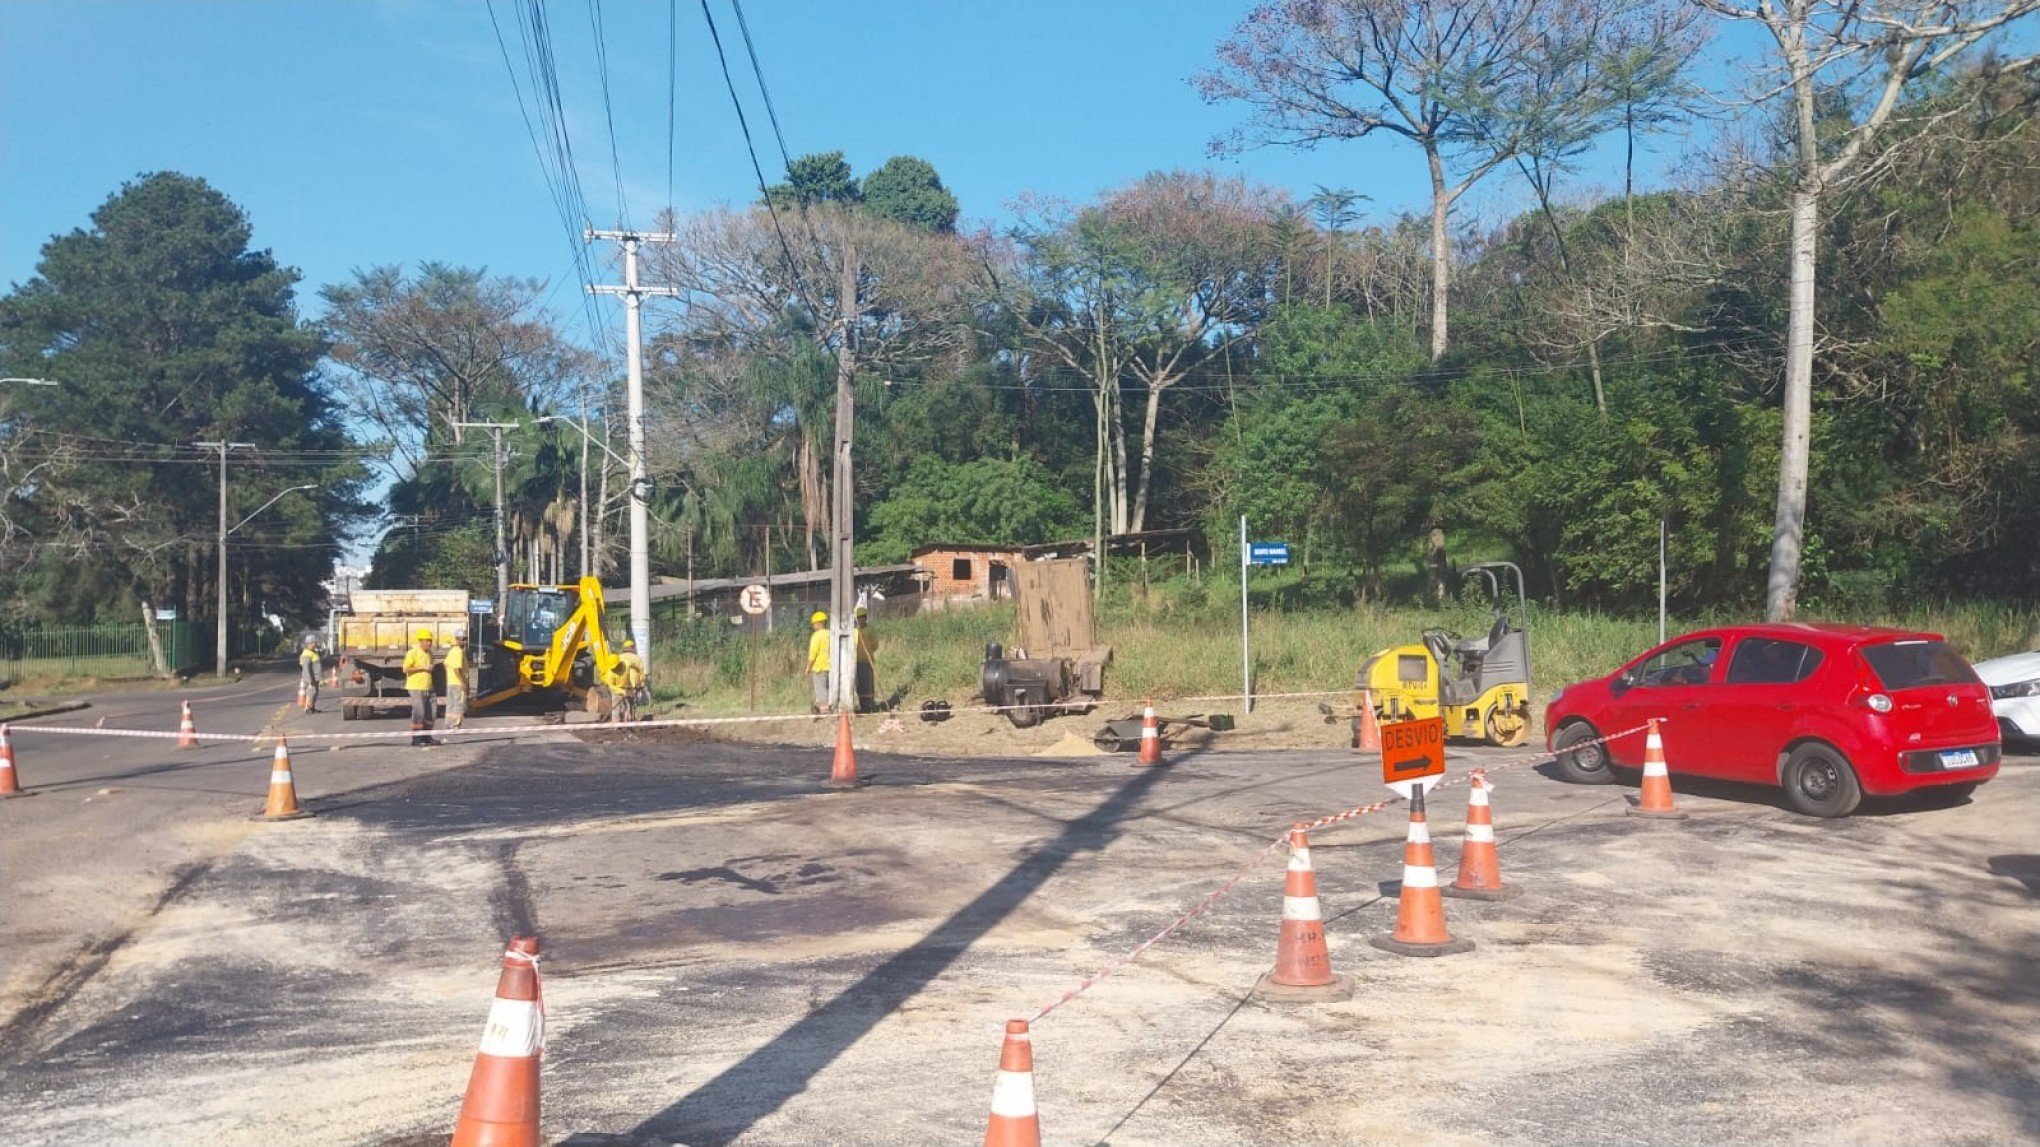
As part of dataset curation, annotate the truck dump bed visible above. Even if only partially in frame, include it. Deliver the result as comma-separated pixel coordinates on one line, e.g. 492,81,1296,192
338,590,470,655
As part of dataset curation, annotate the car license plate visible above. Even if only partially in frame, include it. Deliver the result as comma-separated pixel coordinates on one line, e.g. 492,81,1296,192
1938,749,1979,769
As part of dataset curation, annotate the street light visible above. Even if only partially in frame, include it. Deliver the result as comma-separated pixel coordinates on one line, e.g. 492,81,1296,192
230,484,318,534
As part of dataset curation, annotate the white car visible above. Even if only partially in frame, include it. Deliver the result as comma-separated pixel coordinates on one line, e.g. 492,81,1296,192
1974,651,2040,746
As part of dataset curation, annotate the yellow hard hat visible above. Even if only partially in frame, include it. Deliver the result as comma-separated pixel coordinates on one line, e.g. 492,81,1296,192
622,638,635,650
811,611,828,624
415,629,433,641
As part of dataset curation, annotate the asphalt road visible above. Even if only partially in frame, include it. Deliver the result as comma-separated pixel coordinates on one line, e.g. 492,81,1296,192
1,699,2035,1146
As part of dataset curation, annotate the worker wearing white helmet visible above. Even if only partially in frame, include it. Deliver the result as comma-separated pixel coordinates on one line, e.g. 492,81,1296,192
298,635,322,714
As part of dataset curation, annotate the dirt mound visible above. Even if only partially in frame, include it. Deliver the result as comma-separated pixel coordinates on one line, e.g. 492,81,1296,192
1034,730,1107,757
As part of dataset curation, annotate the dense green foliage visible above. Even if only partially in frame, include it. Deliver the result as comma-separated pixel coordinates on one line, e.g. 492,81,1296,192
0,174,365,628
4,69,2037,634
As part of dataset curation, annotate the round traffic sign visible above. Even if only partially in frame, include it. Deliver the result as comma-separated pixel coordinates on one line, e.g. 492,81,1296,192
739,584,772,616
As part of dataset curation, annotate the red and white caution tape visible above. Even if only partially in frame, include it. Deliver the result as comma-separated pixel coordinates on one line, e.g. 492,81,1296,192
1023,722,1651,1023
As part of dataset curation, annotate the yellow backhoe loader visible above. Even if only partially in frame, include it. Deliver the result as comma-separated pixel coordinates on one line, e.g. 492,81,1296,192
473,576,630,718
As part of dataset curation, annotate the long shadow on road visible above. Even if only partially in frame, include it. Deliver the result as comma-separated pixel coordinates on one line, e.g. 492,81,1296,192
612,757,1180,1146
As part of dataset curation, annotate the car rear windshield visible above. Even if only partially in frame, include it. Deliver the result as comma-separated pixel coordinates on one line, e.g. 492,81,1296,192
1859,640,1979,690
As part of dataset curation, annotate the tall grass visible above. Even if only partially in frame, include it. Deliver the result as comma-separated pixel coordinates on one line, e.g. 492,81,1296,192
648,573,2038,713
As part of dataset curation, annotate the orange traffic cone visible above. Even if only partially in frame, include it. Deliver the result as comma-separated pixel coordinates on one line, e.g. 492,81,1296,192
1627,719,1686,820
1254,824,1354,1001
327,659,341,688
452,936,544,1147
1354,689,1381,753
1444,770,1520,901
176,700,199,749
296,677,308,710
0,724,27,798
1135,700,1163,766
982,1018,1040,1147
253,737,311,821
1371,794,1474,957
827,710,860,787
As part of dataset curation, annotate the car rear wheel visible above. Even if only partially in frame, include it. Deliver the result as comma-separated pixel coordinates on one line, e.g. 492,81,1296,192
1783,744,1863,818
1553,721,1614,784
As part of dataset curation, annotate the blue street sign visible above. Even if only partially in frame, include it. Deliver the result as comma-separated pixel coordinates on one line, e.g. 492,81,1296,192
1248,542,1291,566
470,599,495,614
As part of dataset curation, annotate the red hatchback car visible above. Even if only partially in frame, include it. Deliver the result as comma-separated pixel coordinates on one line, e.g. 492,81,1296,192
1544,623,2001,817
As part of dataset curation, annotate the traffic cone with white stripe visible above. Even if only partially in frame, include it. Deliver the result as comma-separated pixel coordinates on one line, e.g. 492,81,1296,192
0,724,27,798
452,936,544,1147
982,1018,1040,1147
1444,770,1520,901
827,710,860,787
253,737,311,821
1371,794,1474,957
1626,719,1686,820
296,677,308,711
1135,700,1163,766
176,700,199,749
1254,823,1354,1001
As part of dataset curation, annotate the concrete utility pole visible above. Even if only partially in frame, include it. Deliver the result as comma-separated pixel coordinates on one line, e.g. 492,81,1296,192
830,238,860,712
194,440,253,676
587,229,680,671
452,420,519,608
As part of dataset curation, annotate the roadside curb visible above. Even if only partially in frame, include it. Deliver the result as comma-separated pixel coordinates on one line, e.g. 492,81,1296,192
0,700,92,724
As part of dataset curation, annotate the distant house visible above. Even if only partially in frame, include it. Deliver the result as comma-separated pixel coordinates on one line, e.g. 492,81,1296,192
910,544,1026,608
908,531,1208,610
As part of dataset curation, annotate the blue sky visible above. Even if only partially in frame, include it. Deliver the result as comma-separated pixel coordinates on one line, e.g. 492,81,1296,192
3,0,1708,350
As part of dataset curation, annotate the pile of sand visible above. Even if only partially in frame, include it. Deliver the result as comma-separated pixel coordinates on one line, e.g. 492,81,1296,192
1034,730,1107,757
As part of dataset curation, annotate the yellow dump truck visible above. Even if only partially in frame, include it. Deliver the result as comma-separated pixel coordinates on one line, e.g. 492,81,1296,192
334,589,470,721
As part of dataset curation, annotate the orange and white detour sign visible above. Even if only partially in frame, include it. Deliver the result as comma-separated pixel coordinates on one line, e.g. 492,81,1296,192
1380,716,1446,797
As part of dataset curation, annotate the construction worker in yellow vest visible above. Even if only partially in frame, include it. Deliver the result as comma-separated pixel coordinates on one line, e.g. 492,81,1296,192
854,605,878,713
807,611,832,713
404,630,438,747
443,633,469,731
610,638,646,722
298,635,322,713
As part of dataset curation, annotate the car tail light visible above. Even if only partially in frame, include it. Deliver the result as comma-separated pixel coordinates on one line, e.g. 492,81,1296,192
1848,651,1894,713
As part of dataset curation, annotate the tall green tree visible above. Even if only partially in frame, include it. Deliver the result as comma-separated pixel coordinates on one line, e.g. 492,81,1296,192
861,155,961,233
0,172,363,627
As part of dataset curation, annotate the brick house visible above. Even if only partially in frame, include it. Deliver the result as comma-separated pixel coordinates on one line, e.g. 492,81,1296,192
909,544,1027,608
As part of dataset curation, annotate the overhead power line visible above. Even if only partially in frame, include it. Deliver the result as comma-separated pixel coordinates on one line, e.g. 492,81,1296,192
698,0,819,315
587,0,631,228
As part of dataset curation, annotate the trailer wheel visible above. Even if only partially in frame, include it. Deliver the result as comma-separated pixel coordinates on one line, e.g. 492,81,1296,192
341,701,360,722
1006,689,1042,728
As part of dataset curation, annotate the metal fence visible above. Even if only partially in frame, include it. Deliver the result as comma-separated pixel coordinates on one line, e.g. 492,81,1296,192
0,620,199,684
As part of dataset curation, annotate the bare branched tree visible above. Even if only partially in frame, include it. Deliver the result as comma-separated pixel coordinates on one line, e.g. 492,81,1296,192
1694,0,2040,619
1199,0,1639,362
322,264,596,469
